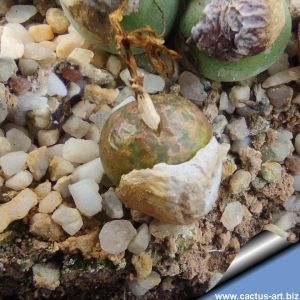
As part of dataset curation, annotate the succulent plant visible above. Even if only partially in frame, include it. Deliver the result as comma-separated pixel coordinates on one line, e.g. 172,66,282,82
180,0,292,82
100,94,212,185
60,0,180,53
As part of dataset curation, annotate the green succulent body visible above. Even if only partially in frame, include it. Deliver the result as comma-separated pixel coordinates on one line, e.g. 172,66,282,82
60,0,180,53
180,0,292,82
100,94,212,185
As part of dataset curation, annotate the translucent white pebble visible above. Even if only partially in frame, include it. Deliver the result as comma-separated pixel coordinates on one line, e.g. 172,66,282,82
6,5,37,23
18,92,48,111
52,205,83,235
62,138,99,164
0,151,28,176
221,201,244,231
99,220,137,255
71,158,104,184
275,212,299,231
128,224,151,255
67,48,94,67
47,72,67,97
284,195,300,212
24,42,53,61
5,170,33,190
0,29,24,59
128,272,161,296
4,23,33,44
69,178,102,217
102,188,124,219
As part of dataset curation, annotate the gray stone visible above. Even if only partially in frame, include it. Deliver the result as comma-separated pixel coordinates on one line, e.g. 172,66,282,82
0,57,17,82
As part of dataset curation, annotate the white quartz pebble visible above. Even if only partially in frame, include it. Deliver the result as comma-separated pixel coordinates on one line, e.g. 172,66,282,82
0,28,24,59
62,115,90,138
102,188,124,219
24,42,53,61
48,144,64,158
0,189,38,233
294,175,300,192
6,5,37,23
128,272,161,297
0,137,12,157
4,23,33,44
38,129,59,147
52,205,83,235
69,179,102,217
6,128,31,152
53,176,72,198
284,195,300,212
71,158,104,184
5,170,33,190
99,220,137,255
39,191,62,214
275,212,299,231
63,138,99,164
67,48,94,67
47,72,68,97
128,224,151,255
18,92,48,111
221,201,244,231
49,156,74,181
27,146,50,181
0,151,28,176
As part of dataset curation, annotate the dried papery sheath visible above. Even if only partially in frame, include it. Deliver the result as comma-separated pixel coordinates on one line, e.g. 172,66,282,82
191,0,285,61
117,138,229,225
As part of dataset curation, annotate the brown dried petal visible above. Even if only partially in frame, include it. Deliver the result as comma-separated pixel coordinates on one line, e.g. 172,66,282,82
191,0,285,61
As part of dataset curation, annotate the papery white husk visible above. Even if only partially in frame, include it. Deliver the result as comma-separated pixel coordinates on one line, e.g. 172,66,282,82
117,137,230,224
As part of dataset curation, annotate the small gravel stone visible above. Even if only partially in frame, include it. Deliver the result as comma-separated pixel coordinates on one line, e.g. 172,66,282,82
132,252,152,279
99,220,137,255
0,57,18,82
32,263,60,290
47,72,68,97
230,137,251,154
128,272,161,297
39,191,63,214
219,92,235,114
89,105,112,131
63,138,99,164
128,224,151,255
294,174,300,191
212,115,228,137
284,195,300,212
6,128,31,152
53,176,72,198
102,188,124,219
61,66,82,82
84,124,101,143
0,28,24,59
68,48,94,67
229,170,251,194
263,66,300,88
34,181,51,199
229,85,250,108
0,137,12,157
30,212,65,241
0,151,28,176
18,58,39,76
6,5,37,23
38,129,59,147
8,75,31,95
24,42,53,61
72,100,96,120
221,201,244,231
56,34,85,60
28,24,54,42
28,107,51,129
0,188,37,233
178,71,207,103
27,146,50,180
106,55,122,77
69,179,102,217
62,115,90,138
285,156,300,174
295,134,300,155
84,84,119,105
52,205,83,236
260,162,282,183
275,211,299,231
226,118,250,141
149,220,188,239
18,92,48,111
267,85,293,108
49,156,75,181
5,170,33,191
48,144,63,158
81,64,114,85
71,158,104,184
46,8,69,34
